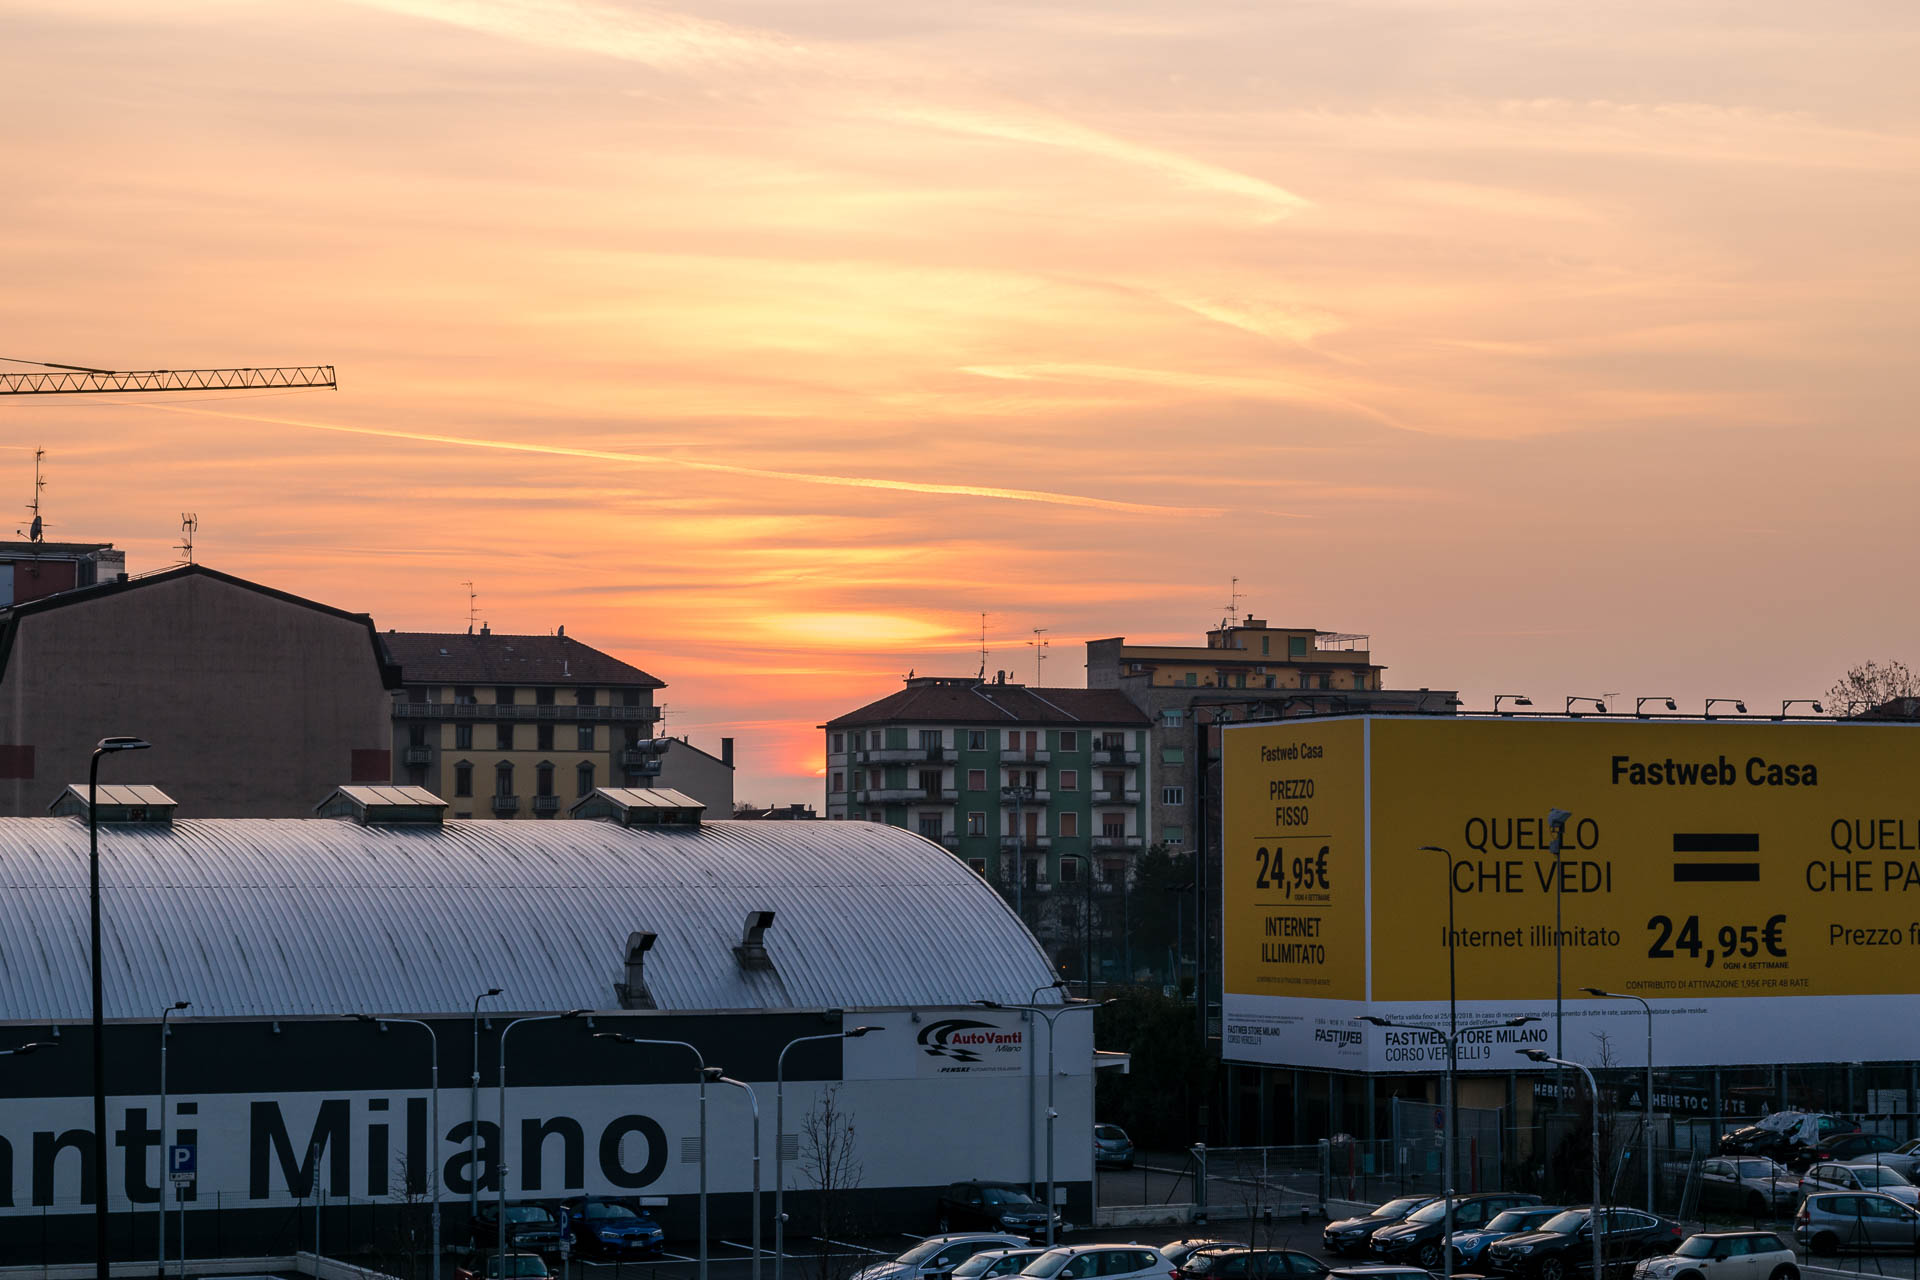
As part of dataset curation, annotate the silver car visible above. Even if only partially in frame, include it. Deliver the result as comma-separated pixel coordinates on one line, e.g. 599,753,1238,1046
1695,1158,1797,1218
1633,1233,1796,1280
1796,1162,1919,1208
1793,1191,1920,1254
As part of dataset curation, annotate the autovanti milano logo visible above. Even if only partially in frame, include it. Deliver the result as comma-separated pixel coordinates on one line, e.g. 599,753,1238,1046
916,1018,1025,1073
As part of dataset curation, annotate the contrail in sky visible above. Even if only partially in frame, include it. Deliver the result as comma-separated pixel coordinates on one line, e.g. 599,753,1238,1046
128,403,1202,515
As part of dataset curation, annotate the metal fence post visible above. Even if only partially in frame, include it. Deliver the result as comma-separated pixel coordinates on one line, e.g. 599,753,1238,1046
1192,1143,1208,1225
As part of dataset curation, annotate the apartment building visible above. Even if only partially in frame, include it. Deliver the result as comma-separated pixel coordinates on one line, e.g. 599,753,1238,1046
384,626,668,818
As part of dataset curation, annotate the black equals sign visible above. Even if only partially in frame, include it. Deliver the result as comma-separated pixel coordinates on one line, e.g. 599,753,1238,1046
1673,833,1761,882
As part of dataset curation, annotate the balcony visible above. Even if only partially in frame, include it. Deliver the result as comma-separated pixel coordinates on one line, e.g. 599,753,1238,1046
1092,835,1144,852
402,745,433,765
859,746,945,764
1092,790,1141,805
395,701,661,723
533,794,560,813
1005,749,1050,764
1000,835,1053,851
620,747,664,772
1091,749,1141,766
491,794,520,814
999,788,1050,805
857,786,955,805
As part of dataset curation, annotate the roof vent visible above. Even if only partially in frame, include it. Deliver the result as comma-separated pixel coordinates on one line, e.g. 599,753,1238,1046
314,784,447,826
735,910,776,970
50,784,177,825
615,931,658,1009
569,787,705,826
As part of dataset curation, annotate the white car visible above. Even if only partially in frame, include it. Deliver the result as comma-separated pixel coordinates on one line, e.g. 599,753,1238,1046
1022,1246,1175,1280
1634,1233,1796,1280
856,1236,1032,1280
1797,1162,1920,1207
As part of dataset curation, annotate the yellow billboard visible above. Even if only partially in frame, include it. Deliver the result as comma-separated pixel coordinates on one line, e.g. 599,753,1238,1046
1221,716,1920,1071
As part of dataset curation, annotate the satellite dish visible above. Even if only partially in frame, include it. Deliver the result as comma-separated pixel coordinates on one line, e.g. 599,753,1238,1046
28,515,41,542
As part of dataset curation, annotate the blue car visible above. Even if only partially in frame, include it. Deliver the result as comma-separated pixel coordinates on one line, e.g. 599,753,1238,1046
559,1198,667,1257
1450,1206,1563,1269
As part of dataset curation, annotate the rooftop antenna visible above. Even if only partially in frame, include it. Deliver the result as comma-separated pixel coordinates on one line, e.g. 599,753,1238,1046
176,513,198,564
18,447,44,543
1224,575,1242,628
463,581,478,634
1028,627,1049,685
978,612,989,681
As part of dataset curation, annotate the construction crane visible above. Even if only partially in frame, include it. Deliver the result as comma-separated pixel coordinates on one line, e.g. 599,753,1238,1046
0,359,335,395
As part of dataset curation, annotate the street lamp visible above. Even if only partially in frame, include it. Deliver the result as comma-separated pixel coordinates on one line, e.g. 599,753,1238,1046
1002,785,1036,921
976,998,1111,1244
1777,700,1824,719
774,1024,882,1280
1057,852,1096,996
159,1001,190,1280
1021,981,1065,1194
1704,699,1747,718
90,733,150,1280
1583,988,1653,1211
0,1041,51,1058
497,1012,586,1276
1633,698,1677,717
708,1071,762,1280
469,988,502,1223
1521,1050,1602,1280
1362,1015,1536,1276
1493,695,1532,715
1565,697,1606,715
353,1014,441,1268
595,1033,713,1280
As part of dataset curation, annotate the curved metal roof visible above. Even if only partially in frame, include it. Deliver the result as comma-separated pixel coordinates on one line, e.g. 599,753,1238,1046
0,816,1059,1021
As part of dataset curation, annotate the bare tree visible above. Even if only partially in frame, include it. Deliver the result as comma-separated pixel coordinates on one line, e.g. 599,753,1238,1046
798,1084,866,1280
1828,660,1920,715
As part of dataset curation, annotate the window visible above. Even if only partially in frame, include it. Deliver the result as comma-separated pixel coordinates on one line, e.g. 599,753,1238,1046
407,764,427,787
918,814,943,838
408,724,428,748
831,732,844,753
622,688,641,707
919,729,941,751
1162,708,1183,728
1059,770,1078,791
577,687,597,707
1103,772,1125,792
869,769,882,788
577,724,595,751
967,730,986,750
454,685,476,705
494,762,514,797
1164,826,1185,845
831,772,845,793
577,762,594,797
1261,635,1270,655
968,769,986,791
1162,786,1185,806
918,769,941,796
1059,857,1078,884
536,723,554,752
1265,675,1276,689
1162,747,1185,764
967,858,987,875
454,763,472,796
536,687,555,706
967,811,986,836
455,723,472,750
496,685,516,705
1184,672,1197,687
536,762,554,797
408,686,428,704
1104,819,1124,838
1059,730,1077,751
1060,812,1079,837
869,730,882,749
496,723,514,751
1232,673,1245,689
1289,635,1308,657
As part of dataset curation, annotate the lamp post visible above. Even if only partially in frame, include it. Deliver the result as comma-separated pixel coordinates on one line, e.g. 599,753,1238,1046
1493,695,1532,715
1633,698,1677,717
1362,1015,1537,1276
774,1025,882,1280
1025,981,1065,1194
353,1014,441,1268
1522,1051,1601,1280
709,1072,762,1280
1777,700,1824,719
977,998,1111,1245
595,1033,712,1280
469,988,502,1224
497,1012,586,1276
158,1001,190,1279
1703,699,1747,718
1002,785,1035,922
1565,697,1606,715
90,733,150,1280
1583,988,1653,1211
1057,852,1096,996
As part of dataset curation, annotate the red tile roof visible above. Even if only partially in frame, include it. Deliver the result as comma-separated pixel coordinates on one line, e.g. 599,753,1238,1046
383,631,664,689
824,678,1148,728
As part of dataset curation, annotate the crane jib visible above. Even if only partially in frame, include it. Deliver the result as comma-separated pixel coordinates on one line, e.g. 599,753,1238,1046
0,366,336,394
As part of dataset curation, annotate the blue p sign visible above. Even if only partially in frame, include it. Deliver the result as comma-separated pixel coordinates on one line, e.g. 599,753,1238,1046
169,1145,196,1177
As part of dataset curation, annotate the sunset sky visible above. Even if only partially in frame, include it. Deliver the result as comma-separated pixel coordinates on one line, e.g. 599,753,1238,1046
5,0,1917,804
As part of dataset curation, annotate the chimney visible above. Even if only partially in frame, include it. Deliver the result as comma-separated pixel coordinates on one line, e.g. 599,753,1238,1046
558,624,565,638
721,737,734,767
480,622,490,636
617,931,657,1009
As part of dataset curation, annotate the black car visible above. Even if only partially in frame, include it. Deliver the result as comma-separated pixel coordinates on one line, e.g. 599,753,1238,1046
1485,1207,1683,1280
1372,1194,1543,1270
1324,1198,1438,1258
470,1202,563,1253
1792,1132,1899,1171
935,1181,1059,1237
558,1197,666,1257
1181,1248,1329,1280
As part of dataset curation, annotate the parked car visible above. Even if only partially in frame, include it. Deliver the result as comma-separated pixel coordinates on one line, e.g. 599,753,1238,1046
455,1252,551,1280
1372,1194,1543,1269
1695,1158,1798,1218
1795,1133,1903,1170
1718,1113,1855,1165
1021,1246,1175,1280
1179,1248,1329,1280
1632,1232,1796,1280
936,1181,1060,1236
1096,1124,1137,1169
1483,1206,1684,1280
954,1250,1050,1280
855,1234,1033,1280
1796,1162,1920,1208
469,1202,563,1252
1450,1206,1566,1269
1164,1242,1249,1274
557,1197,665,1258
1323,1197,1438,1257
1325,1267,1440,1280
1793,1191,1920,1254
